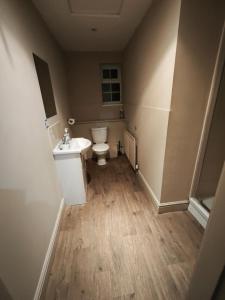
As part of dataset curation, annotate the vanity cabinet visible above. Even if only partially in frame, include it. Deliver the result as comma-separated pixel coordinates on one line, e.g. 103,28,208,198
54,153,87,205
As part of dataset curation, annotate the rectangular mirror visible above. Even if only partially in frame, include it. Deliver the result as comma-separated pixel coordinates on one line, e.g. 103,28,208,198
33,54,57,118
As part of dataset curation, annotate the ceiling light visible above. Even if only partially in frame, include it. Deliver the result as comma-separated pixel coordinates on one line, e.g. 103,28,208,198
68,0,123,17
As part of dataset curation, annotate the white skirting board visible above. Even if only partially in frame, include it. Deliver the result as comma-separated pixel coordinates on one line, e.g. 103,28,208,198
188,197,209,228
138,171,189,211
138,170,161,207
33,198,64,300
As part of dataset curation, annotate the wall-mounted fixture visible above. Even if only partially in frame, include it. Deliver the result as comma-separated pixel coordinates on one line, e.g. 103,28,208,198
67,118,76,125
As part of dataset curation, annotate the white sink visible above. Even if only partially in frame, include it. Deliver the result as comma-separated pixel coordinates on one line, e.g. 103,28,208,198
53,138,91,156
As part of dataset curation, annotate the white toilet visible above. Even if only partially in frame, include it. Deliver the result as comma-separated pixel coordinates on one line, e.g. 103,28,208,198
91,127,109,166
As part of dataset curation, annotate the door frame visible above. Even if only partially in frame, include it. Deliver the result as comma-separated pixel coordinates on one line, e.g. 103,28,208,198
187,163,225,299
190,22,225,197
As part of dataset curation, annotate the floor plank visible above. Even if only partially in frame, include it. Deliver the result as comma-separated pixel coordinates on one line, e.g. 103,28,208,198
41,156,203,300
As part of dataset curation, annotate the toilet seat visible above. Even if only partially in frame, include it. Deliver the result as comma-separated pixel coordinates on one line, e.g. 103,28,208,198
92,143,109,152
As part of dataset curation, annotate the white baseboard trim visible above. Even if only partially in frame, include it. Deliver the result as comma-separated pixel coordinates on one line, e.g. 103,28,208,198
188,197,209,228
138,171,189,212
159,199,189,207
33,198,64,300
138,170,160,207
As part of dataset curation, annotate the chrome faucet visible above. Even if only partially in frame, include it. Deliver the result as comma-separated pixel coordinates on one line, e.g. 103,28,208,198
62,128,71,145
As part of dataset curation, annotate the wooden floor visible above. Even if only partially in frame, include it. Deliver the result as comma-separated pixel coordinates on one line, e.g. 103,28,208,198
42,156,203,300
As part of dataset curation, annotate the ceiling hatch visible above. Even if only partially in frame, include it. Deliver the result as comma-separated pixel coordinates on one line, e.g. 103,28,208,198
68,0,124,17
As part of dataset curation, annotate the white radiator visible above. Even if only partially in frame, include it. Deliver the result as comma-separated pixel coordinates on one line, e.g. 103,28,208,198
124,130,137,170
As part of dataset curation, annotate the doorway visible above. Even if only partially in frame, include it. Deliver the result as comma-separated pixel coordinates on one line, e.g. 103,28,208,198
189,24,225,227
195,60,225,210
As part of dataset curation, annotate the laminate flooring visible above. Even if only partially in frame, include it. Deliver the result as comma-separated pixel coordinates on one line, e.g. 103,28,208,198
41,156,203,300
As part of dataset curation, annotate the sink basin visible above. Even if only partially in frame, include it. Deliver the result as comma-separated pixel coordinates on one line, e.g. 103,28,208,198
53,138,92,156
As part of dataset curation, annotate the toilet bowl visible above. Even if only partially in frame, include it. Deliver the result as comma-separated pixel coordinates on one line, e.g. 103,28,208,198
91,127,109,166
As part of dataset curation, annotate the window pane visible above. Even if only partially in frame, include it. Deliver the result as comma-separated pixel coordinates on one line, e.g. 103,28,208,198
102,92,111,102
112,93,120,101
112,83,120,92
110,69,118,79
102,69,110,79
102,83,111,92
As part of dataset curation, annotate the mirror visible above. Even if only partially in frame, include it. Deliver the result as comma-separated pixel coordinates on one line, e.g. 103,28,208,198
33,54,57,118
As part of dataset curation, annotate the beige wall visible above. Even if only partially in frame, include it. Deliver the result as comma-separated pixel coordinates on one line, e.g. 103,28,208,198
123,0,181,201
0,0,70,299
214,268,225,300
161,0,225,203
66,52,123,122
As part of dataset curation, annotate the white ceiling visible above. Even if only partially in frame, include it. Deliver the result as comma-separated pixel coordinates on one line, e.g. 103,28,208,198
33,0,153,51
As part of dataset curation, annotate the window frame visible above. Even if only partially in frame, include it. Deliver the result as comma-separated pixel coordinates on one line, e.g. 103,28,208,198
100,64,122,106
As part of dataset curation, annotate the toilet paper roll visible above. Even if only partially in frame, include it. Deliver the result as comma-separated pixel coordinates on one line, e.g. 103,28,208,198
68,118,75,125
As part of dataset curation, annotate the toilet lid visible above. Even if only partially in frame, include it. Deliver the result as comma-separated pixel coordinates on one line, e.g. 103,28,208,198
92,143,109,152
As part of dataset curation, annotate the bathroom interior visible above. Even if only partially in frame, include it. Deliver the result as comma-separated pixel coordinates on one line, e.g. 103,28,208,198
1,0,225,299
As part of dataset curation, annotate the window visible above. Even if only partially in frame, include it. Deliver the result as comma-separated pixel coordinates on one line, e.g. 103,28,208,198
101,65,122,105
